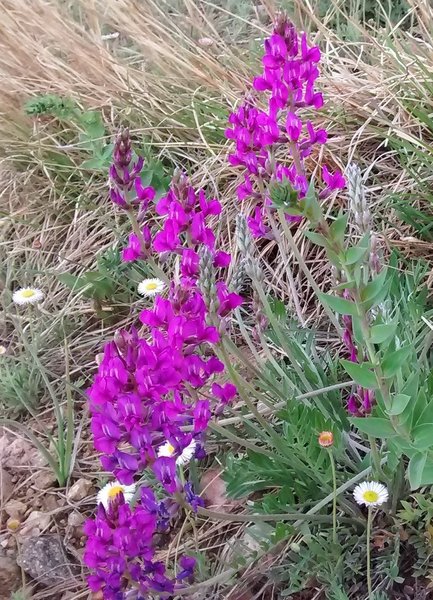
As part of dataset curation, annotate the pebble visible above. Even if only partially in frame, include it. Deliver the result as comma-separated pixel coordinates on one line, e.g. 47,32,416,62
4,499,27,519
66,478,92,502
19,511,50,538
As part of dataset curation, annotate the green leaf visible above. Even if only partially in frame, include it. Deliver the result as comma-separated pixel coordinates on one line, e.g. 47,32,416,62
416,400,433,428
341,360,377,389
351,315,363,346
388,394,411,416
304,230,327,247
344,245,369,265
382,346,413,378
407,452,427,490
81,156,106,170
350,417,396,438
328,214,347,247
79,110,106,140
269,298,286,319
303,183,322,225
57,273,88,291
412,423,433,450
362,268,388,303
370,323,397,344
332,281,357,292
419,460,433,486
319,293,358,317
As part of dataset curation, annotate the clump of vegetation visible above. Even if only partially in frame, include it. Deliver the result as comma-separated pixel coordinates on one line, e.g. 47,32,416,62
2,1,433,599
0,356,43,413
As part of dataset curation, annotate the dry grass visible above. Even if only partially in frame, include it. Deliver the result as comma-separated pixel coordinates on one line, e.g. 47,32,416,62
2,0,433,598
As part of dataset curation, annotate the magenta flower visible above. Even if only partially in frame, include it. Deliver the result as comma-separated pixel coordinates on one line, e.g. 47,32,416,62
153,456,179,494
286,112,302,141
135,178,156,209
193,400,211,433
212,382,237,405
320,165,346,198
176,555,197,581
109,129,146,210
153,219,180,253
216,282,243,317
84,488,195,599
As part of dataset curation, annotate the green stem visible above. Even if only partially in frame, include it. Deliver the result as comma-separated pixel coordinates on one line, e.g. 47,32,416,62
368,435,382,478
328,448,338,544
351,289,410,444
252,280,312,393
198,507,360,525
277,209,343,336
366,506,373,599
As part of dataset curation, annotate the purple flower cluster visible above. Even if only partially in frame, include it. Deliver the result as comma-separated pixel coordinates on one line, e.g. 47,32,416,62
225,15,345,237
84,489,195,599
86,138,241,597
90,171,242,490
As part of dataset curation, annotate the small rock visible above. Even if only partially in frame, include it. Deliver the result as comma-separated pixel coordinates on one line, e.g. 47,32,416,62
0,555,20,596
198,37,214,47
34,469,56,490
66,478,92,502
17,535,76,587
4,437,34,468
67,511,85,528
1,434,48,472
4,499,27,519
0,467,13,502
20,511,50,538
42,494,58,512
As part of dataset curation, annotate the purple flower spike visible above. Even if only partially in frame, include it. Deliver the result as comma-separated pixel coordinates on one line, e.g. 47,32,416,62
89,134,241,599
226,15,345,237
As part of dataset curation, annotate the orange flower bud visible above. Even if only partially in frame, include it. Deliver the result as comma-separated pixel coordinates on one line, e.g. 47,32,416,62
318,431,333,447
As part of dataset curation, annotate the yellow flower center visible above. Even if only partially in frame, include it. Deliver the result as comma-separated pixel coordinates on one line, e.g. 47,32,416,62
363,490,379,503
145,282,158,290
166,443,175,455
21,289,36,298
107,485,124,499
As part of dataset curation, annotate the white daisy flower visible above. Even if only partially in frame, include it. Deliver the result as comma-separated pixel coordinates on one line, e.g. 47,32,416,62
97,480,136,510
12,287,44,306
353,481,388,507
157,439,197,466
138,278,165,297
